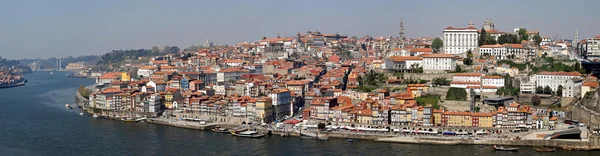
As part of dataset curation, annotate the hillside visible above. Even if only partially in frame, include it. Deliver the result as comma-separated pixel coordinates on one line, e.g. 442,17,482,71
0,56,32,74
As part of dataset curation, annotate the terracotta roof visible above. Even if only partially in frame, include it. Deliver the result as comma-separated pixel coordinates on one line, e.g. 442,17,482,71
443,26,477,30
538,71,581,77
454,73,482,77
388,56,422,62
482,76,503,79
409,48,432,53
451,81,481,85
419,54,455,58
582,81,599,87
480,44,502,48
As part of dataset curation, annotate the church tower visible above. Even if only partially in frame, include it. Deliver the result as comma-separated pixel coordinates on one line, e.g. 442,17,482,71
399,19,406,49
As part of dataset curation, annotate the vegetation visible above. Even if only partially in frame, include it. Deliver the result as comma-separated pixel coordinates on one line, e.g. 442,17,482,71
97,49,153,65
544,86,552,95
455,65,463,73
415,94,441,109
317,123,326,129
531,57,586,74
478,28,487,46
496,87,519,96
78,85,91,98
496,60,527,70
446,87,467,101
356,70,387,92
497,34,520,44
463,49,474,66
557,85,564,96
432,77,450,86
532,95,541,106
517,28,529,41
533,33,542,45
432,37,443,53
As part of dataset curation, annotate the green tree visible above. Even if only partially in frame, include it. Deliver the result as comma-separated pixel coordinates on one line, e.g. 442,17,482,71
317,123,326,129
446,88,468,101
532,95,541,106
432,37,443,53
485,34,497,45
533,33,542,45
455,65,462,72
463,58,473,66
536,86,543,94
543,86,552,95
557,85,564,96
479,28,487,46
518,28,529,42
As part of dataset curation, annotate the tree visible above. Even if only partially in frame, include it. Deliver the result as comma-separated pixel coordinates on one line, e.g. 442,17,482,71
479,28,487,46
484,34,497,45
518,28,529,42
557,85,564,96
317,123,326,129
455,65,462,72
533,33,542,45
446,88,468,101
463,58,473,66
432,37,443,53
498,34,519,44
543,86,552,95
536,86,543,94
466,49,473,59
532,95,541,106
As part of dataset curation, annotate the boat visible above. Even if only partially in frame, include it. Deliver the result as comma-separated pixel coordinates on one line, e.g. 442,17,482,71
211,127,230,133
347,139,354,142
492,145,518,151
92,114,99,118
50,72,53,75
79,112,84,116
231,131,265,138
230,127,248,133
65,103,70,108
122,118,137,122
535,147,555,152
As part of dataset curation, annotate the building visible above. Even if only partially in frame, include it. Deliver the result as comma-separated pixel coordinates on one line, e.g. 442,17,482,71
420,54,456,73
581,81,599,98
137,66,156,78
385,56,423,72
535,71,581,92
586,36,600,60
443,21,479,55
270,89,292,121
255,97,274,124
478,44,526,60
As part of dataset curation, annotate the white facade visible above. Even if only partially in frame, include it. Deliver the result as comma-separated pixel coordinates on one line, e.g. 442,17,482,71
535,72,581,92
421,54,456,72
137,68,155,78
482,76,505,88
587,37,600,59
452,73,482,82
443,25,479,55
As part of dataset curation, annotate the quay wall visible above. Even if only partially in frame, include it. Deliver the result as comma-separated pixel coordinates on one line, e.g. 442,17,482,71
376,136,600,150
571,104,600,127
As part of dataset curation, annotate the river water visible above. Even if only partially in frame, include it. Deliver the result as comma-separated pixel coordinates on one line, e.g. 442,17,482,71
0,71,598,156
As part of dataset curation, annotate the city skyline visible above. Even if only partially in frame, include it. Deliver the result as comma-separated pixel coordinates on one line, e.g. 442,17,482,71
1,0,598,59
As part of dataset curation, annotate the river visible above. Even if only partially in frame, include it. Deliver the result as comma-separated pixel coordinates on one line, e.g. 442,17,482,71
0,71,598,156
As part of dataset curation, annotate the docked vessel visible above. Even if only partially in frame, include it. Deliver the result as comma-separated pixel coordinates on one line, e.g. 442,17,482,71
493,145,518,151
122,117,137,122
211,126,230,133
79,112,84,116
231,131,265,138
92,114,99,118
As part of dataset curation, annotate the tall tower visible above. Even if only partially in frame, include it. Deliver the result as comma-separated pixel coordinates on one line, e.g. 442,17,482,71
574,29,579,47
399,19,405,49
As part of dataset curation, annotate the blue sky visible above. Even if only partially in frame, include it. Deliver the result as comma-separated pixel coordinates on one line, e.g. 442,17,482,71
0,0,597,59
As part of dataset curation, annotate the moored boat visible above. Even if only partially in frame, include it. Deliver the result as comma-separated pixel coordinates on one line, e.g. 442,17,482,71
493,145,518,151
231,131,265,138
122,117,137,122
92,114,99,118
79,112,84,116
211,127,230,133
300,131,329,140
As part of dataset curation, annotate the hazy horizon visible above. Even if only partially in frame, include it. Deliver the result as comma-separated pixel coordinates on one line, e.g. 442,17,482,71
1,0,598,59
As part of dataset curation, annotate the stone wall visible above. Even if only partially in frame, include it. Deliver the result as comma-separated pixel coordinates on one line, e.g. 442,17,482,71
571,104,600,127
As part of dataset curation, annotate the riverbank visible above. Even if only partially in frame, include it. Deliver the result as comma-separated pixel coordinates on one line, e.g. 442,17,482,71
73,89,600,151
0,79,27,89
375,136,600,151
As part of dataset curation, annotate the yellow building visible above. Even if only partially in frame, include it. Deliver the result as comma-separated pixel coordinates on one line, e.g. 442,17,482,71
473,113,494,128
581,81,599,98
357,109,373,125
407,84,429,98
121,72,131,81
433,110,443,126
255,97,273,124
443,112,472,127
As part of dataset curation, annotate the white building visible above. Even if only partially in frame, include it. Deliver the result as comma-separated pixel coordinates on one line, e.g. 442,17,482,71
385,56,423,71
270,89,292,120
586,36,600,60
482,76,505,88
535,71,581,92
421,54,456,73
478,44,526,60
443,21,479,55
137,66,156,78
452,73,483,82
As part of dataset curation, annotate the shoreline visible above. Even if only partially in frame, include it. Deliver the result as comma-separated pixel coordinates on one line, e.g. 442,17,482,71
0,79,28,89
